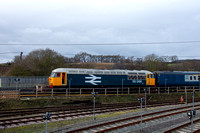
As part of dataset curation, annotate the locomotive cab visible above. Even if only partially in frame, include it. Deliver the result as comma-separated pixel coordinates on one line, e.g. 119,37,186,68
146,74,155,86
49,72,67,87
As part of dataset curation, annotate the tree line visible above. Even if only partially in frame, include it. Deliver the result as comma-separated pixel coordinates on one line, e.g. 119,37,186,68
65,52,178,63
3,48,200,76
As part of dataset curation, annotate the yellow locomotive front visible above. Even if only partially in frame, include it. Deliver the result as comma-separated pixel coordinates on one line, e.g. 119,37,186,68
48,71,67,87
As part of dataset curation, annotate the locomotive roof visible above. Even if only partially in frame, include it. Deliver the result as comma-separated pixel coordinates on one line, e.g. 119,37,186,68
154,71,200,75
52,68,152,75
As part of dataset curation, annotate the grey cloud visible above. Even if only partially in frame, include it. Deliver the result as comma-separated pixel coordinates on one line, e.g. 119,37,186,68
0,0,200,63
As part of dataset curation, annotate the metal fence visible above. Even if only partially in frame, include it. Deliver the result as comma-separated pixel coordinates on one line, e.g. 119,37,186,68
0,76,49,89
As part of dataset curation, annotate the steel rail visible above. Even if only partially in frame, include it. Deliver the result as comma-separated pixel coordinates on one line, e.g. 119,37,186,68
0,103,173,128
164,118,200,133
67,105,200,133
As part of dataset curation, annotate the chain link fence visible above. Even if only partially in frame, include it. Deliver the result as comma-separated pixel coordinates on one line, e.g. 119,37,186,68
0,76,49,89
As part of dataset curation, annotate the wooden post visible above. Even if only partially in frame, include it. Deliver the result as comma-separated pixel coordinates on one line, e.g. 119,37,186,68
168,87,169,94
66,88,68,98
128,88,130,95
51,88,53,98
105,88,107,96
36,85,38,98
158,87,160,94
148,87,150,95
19,89,21,99
177,87,178,93
117,88,118,96
185,86,187,104
80,88,82,96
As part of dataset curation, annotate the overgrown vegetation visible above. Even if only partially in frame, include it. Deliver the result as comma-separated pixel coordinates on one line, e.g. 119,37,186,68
0,93,197,110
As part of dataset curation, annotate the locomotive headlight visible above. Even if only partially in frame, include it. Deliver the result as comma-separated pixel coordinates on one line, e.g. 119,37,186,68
48,78,53,85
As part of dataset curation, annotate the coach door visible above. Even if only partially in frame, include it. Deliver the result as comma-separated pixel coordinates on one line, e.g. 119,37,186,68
61,72,67,86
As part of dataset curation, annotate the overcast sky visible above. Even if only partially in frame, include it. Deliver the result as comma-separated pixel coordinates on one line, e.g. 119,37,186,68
0,0,200,63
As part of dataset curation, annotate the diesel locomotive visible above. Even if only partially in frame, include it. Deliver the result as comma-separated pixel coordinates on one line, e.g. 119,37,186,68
48,68,200,88
48,68,155,88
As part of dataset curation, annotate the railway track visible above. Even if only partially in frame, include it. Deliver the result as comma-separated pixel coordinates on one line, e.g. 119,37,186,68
63,103,200,133
0,102,176,129
163,117,200,133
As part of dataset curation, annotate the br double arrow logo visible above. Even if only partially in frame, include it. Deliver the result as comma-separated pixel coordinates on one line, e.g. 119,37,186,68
85,75,101,85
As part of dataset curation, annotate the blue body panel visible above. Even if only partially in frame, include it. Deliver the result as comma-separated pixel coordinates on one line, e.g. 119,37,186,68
155,71,200,86
67,74,146,87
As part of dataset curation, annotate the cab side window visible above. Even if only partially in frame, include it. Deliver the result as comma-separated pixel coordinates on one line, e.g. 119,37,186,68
56,73,61,77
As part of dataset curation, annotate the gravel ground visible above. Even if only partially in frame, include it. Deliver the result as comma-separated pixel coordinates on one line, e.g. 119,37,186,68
47,102,200,133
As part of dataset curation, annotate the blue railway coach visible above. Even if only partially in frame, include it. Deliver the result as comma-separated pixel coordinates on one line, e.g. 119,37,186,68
48,68,155,88
154,71,200,86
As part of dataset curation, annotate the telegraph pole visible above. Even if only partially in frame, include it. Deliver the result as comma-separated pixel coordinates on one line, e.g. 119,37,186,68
20,52,23,61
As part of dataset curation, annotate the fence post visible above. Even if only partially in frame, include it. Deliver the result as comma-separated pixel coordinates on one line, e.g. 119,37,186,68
36,85,38,98
80,88,82,96
128,88,130,95
117,88,118,96
168,87,169,94
185,86,187,104
66,88,68,98
148,87,150,95
19,89,21,99
51,88,53,98
105,88,107,96
158,87,160,94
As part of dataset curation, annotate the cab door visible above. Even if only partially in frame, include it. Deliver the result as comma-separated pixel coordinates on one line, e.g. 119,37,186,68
146,74,151,85
146,74,155,86
61,72,67,86
150,74,155,86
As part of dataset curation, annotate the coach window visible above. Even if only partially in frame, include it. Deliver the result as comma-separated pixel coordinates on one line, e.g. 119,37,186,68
194,76,196,81
190,76,193,80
